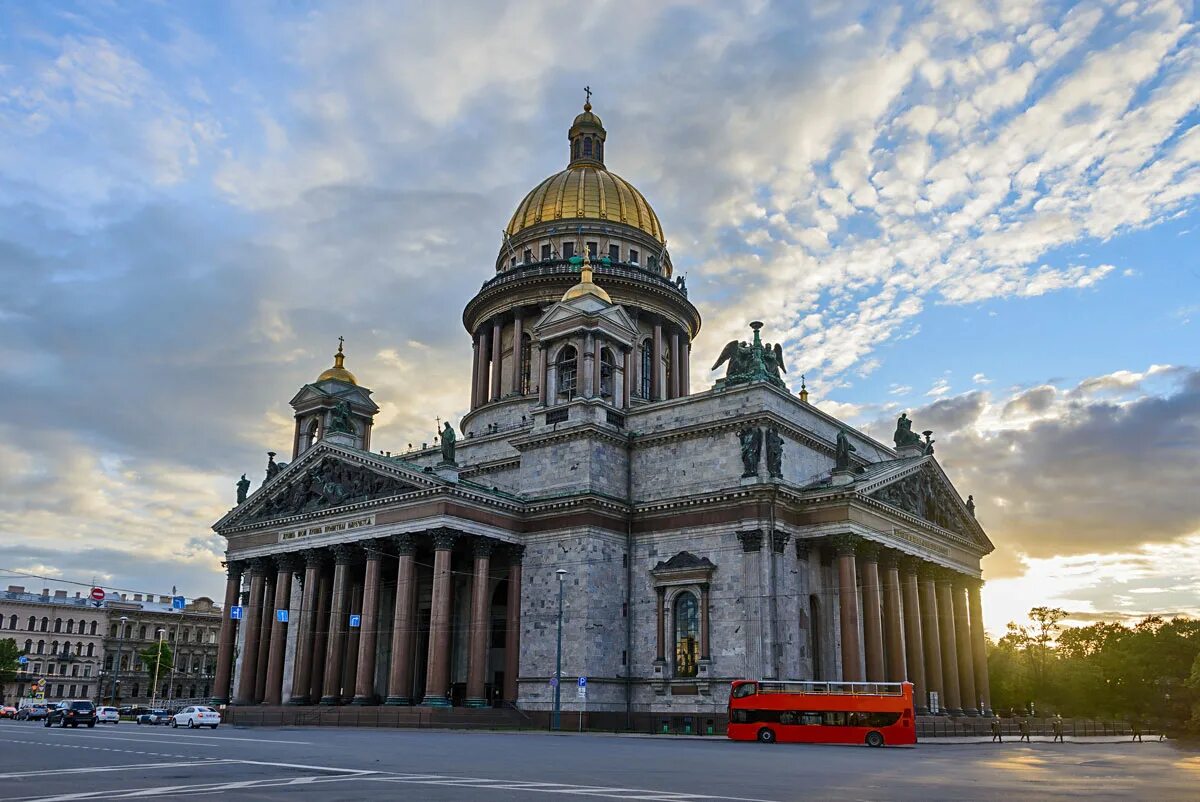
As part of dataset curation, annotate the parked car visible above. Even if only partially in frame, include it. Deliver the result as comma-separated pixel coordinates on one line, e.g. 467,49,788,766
17,704,49,721
45,700,97,728
0,706,17,719
171,706,221,729
96,706,120,724
135,709,170,725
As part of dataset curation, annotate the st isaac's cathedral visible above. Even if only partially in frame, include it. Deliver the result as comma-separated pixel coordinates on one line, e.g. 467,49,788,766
211,101,995,727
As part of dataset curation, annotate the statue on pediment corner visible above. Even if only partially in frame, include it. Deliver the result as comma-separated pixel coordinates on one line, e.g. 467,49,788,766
893,413,922,449
440,422,457,465
236,474,250,505
834,429,856,473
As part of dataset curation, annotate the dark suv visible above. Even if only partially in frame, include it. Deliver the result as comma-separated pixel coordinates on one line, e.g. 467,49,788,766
45,700,97,728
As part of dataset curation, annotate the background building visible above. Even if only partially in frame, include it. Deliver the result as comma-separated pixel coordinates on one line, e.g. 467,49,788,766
0,586,106,704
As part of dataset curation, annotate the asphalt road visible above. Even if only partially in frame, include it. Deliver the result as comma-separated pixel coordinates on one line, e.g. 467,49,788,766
0,719,1195,800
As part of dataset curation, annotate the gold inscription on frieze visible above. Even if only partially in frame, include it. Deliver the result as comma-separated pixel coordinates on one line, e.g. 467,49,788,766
279,515,374,543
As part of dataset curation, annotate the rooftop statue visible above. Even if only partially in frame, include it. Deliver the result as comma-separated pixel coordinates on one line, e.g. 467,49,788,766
834,429,856,472
236,473,250,505
738,426,763,477
712,322,787,390
893,413,922,449
440,422,457,465
328,400,355,435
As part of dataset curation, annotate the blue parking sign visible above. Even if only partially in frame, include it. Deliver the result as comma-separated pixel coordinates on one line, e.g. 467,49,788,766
230,605,244,620
349,614,361,628
276,609,289,623
578,676,587,688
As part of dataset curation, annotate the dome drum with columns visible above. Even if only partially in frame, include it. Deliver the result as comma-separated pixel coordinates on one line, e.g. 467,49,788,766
211,99,995,729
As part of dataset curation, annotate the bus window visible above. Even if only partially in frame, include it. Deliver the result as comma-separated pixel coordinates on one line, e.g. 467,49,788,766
822,712,846,726
800,712,822,725
866,712,901,727
732,683,757,698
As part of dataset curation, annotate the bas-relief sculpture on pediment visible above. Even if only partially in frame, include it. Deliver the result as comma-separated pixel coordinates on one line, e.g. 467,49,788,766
868,467,973,539
245,456,417,524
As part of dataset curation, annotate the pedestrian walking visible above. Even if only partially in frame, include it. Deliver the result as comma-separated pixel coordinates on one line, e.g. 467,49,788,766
1132,720,1143,742
991,716,1003,742
1052,715,1064,743
1018,718,1031,742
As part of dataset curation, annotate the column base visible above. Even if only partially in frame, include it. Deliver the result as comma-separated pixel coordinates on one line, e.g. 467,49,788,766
384,696,413,706
420,695,452,707
318,695,342,706
915,706,930,716
464,697,489,708
351,695,378,706
285,696,310,706
962,707,980,717
946,707,964,717
211,696,230,706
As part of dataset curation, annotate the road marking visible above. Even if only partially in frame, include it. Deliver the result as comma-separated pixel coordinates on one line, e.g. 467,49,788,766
0,737,222,762
0,762,232,780
367,774,782,801
2,767,381,802
10,728,311,746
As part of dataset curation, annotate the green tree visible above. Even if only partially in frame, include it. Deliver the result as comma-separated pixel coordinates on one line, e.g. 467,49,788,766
138,641,174,676
0,638,20,685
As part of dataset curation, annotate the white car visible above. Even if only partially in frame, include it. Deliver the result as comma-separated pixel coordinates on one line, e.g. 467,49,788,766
171,706,221,729
96,706,119,724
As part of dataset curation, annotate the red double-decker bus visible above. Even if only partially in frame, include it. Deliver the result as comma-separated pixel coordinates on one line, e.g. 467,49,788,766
727,680,916,747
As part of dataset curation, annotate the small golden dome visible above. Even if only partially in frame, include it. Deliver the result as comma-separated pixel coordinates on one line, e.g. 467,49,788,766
562,251,612,303
316,337,358,385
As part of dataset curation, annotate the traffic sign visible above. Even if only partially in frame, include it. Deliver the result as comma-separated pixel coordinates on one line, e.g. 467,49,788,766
276,609,289,623
89,587,105,602
348,614,361,628
577,676,587,687
171,595,186,610
230,605,244,620
17,656,28,665
577,676,587,699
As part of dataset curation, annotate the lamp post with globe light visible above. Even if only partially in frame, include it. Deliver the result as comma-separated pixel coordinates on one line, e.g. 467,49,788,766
151,629,166,710
553,568,567,731
107,616,129,706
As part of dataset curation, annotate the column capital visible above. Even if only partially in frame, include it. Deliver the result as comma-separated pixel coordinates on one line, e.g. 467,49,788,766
391,534,417,557
507,544,526,564
247,556,272,576
935,566,959,585
770,530,790,554
360,538,388,561
223,561,244,580
472,538,496,559
878,548,902,571
429,528,458,551
303,548,329,569
275,553,304,573
330,543,361,566
736,529,764,552
856,539,881,561
917,561,941,581
827,532,859,557
953,572,981,591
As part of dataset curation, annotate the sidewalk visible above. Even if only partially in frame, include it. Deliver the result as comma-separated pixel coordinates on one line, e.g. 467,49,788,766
918,735,1161,745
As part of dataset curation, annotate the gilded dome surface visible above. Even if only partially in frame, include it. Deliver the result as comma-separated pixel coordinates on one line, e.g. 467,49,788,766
317,339,357,385
505,165,665,243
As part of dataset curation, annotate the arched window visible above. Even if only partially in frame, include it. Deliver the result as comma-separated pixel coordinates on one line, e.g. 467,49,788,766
519,334,532,394
66,619,74,634
28,616,35,630
583,136,592,157
54,618,62,633
640,340,652,399
304,418,320,452
24,639,32,653
809,595,822,681
75,641,83,656
131,684,139,699
86,643,95,657
50,640,58,655
599,348,615,398
556,346,577,400
40,617,48,632
139,625,147,640
573,140,580,160
89,621,97,635
5,615,13,630
674,592,699,678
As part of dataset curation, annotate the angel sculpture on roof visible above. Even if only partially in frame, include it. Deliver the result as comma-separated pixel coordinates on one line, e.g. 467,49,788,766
711,322,788,390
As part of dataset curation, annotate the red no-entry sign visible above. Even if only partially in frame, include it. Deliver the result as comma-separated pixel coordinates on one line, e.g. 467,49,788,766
90,587,105,601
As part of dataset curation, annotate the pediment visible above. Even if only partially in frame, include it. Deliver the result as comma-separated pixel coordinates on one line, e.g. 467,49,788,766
289,382,379,413
532,298,638,337
864,459,992,552
216,444,429,532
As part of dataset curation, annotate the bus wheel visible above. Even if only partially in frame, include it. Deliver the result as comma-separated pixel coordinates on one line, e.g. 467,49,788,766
866,731,885,748
757,727,776,744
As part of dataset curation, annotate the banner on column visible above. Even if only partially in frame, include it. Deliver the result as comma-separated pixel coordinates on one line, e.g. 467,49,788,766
349,614,361,628
230,606,244,620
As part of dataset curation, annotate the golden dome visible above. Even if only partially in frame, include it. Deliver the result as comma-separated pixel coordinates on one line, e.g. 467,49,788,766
316,337,358,385
562,251,612,303
504,100,665,244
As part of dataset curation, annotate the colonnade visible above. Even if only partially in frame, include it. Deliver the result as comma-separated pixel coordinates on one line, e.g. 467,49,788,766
468,311,692,410
212,531,523,708
827,534,991,716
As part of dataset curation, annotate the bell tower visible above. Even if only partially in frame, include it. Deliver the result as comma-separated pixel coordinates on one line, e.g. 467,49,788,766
288,338,380,457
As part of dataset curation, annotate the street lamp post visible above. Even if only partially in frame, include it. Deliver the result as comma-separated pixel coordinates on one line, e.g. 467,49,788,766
108,616,129,706
553,568,567,731
151,629,165,710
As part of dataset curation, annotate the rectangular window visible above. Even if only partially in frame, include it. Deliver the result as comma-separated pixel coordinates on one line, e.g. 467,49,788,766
621,650,627,666
609,244,620,261
629,248,639,264
586,241,598,258
562,242,575,258
523,248,532,263
510,256,516,267
68,685,76,698
622,603,627,617
541,243,552,261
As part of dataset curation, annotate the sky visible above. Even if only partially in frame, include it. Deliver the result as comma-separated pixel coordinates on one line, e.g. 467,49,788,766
0,0,1197,638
